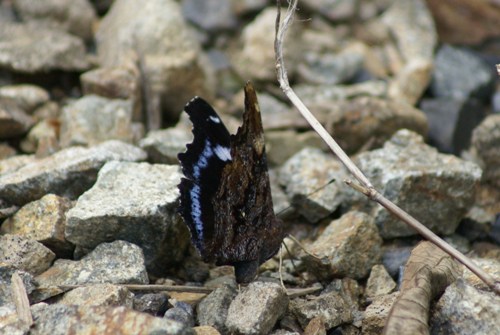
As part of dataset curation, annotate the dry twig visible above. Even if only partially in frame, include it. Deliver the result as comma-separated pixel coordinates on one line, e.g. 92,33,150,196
274,0,499,294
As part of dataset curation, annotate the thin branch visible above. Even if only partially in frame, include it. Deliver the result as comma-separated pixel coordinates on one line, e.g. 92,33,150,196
275,0,500,295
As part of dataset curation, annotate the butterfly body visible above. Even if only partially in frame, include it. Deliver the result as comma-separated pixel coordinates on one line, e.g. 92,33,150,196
178,83,284,283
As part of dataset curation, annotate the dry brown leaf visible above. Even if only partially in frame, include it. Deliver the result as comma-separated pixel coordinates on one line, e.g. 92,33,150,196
383,241,460,335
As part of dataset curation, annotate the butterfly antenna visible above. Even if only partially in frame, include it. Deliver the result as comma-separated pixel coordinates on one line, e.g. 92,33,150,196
276,178,336,218
287,234,322,260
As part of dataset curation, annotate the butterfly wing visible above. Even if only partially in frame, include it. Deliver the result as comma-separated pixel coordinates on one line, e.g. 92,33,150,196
178,97,232,255
211,83,284,281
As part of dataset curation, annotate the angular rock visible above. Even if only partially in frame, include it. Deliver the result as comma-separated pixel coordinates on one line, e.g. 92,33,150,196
0,234,55,276
12,0,96,41
461,257,500,291
139,127,192,164
430,279,500,335
58,284,134,308
431,45,495,101
60,95,136,148
0,140,147,206
19,118,60,154
279,148,347,223
381,0,436,62
0,143,16,159
388,58,433,105
289,291,354,330
182,0,237,32
197,285,237,333
361,292,399,335
0,154,36,176
471,114,500,187
226,282,288,335
420,97,486,154
65,161,189,275
80,65,142,121
302,0,357,21
96,0,213,119
352,129,482,238
30,304,193,335
164,301,195,328
36,240,148,287
232,8,302,82
365,265,397,299
193,325,221,335
266,130,325,167
1,194,74,257
0,98,35,139
297,48,363,85
426,0,500,45
381,244,413,278
133,293,169,316
326,96,428,154
0,84,49,113
302,211,383,280
0,22,90,73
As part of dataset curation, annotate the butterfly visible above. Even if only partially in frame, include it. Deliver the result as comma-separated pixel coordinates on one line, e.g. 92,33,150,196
177,82,285,284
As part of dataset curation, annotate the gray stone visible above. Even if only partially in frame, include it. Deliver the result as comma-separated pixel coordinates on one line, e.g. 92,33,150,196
297,49,363,85
361,292,399,335
19,118,59,154
232,8,302,82
226,281,288,335
430,279,500,335
133,293,169,315
471,114,500,187
302,211,383,280
381,0,436,62
388,57,433,105
80,65,142,122
139,127,192,164
258,93,308,131
0,84,49,114
461,257,500,291
266,131,325,167
30,304,193,335
60,95,136,148
65,161,189,275
0,265,36,304
381,244,412,278
197,285,237,333
182,0,237,32
352,129,482,238
364,265,397,299
0,140,147,206
420,97,486,154
0,234,55,276
296,81,388,109
0,154,35,176
96,0,213,119
58,284,134,308
325,96,428,154
0,98,35,139
227,0,267,16
12,0,96,41
302,0,357,21
36,240,148,287
289,291,354,330
431,45,495,101
279,148,347,223
164,301,195,328
0,22,90,73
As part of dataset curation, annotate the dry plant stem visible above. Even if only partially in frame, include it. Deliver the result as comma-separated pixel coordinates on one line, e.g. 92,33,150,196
275,0,500,295
11,272,33,328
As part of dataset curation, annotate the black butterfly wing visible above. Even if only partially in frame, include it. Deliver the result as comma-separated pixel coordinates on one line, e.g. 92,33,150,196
178,97,232,255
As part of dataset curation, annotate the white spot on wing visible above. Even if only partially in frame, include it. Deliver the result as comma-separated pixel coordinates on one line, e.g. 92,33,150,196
190,184,204,239
214,145,231,161
209,115,221,123
192,139,214,179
